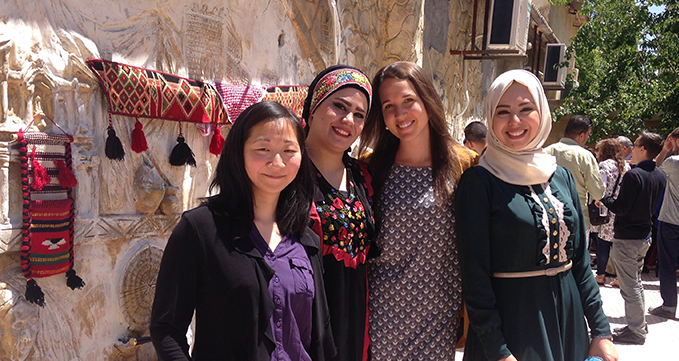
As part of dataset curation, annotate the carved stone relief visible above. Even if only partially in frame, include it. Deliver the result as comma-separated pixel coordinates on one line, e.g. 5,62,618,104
0,262,79,360
134,158,167,214
119,244,163,334
285,0,338,75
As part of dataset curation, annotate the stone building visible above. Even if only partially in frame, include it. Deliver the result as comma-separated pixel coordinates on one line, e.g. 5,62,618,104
0,0,586,359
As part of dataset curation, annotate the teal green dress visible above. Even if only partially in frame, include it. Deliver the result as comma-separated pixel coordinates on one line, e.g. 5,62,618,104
456,166,611,361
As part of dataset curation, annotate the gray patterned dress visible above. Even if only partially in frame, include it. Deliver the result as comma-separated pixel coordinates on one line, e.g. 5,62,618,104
368,163,462,360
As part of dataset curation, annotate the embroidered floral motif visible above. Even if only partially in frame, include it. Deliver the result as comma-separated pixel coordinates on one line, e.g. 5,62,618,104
316,178,370,259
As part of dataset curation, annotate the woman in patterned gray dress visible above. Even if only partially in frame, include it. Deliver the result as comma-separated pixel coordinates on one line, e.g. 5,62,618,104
358,61,476,360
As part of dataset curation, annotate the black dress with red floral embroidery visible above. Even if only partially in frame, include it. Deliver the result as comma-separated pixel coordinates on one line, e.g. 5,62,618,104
310,154,376,361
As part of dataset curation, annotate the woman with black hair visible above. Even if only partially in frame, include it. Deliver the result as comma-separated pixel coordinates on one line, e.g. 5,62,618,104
302,65,376,361
150,101,335,360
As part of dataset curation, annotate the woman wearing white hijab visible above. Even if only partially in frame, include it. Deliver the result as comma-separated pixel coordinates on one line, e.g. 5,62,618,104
455,70,617,361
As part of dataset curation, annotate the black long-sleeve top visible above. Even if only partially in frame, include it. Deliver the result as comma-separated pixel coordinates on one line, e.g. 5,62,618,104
602,159,666,240
150,205,336,360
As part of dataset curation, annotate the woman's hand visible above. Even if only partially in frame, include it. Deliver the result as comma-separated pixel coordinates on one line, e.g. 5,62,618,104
663,135,674,153
498,355,518,361
588,337,618,361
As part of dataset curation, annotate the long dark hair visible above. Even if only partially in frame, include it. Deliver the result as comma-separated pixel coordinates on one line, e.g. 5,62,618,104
596,138,626,176
205,101,314,237
358,61,463,204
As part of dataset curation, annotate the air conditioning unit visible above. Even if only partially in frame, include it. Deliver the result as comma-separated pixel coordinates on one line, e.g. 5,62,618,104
486,0,532,55
542,43,567,88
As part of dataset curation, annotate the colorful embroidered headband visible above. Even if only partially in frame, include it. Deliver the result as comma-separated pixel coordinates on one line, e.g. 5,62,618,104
308,68,372,117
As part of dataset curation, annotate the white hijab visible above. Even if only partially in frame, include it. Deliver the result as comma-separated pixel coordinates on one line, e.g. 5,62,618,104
479,69,557,185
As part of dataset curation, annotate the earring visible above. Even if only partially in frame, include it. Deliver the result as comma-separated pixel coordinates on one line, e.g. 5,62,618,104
385,126,389,131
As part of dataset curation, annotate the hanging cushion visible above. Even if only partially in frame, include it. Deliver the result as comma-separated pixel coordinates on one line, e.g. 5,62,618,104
87,59,227,124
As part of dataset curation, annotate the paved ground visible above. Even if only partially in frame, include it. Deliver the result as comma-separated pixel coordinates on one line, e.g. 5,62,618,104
598,271,679,360
455,271,679,360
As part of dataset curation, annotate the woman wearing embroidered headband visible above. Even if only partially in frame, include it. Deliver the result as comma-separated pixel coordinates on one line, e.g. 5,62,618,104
455,69,617,361
151,101,335,360
358,61,476,359
303,65,376,361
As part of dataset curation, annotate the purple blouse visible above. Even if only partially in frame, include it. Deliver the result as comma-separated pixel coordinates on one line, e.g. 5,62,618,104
250,227,314,361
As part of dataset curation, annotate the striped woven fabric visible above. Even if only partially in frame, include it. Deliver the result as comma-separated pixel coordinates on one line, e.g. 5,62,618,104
18,131,76,280
28,199,73,278
17,125,83,306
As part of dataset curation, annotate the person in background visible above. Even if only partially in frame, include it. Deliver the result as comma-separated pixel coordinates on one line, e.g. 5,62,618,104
150,101,335,360
463,121,488,155
302,65,376,361
647,127,679,319
600,131,666,345
545,115,606,233
358,61,476,360
456,69,617,361
590,139,630,285
617,136,634,161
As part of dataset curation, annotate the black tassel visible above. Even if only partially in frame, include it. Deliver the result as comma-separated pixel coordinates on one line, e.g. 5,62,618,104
169,136,196,166
105,126,125,160
25,279,45,307
66,269,86,290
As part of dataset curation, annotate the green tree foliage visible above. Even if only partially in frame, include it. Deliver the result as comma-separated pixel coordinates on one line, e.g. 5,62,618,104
551,0,679,139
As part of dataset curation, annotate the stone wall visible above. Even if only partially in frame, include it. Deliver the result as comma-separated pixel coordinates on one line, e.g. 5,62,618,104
0,0,488,359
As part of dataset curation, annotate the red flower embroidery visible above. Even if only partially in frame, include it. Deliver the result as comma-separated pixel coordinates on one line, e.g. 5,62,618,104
323,75,337,88
355,201,364,212
338,227,348,241
333,198,344,209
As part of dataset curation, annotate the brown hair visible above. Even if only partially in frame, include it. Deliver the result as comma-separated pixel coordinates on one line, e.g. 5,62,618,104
636,130,663,159
596,138,626,175
358,61,463,210
669,127,679,139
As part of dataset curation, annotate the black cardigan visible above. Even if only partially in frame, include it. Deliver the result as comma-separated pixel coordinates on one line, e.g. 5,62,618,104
150,205,336,360
602,160,666,240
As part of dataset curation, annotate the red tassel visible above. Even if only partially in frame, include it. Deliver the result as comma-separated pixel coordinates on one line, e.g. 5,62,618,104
31,159,50,190
55,160,78,188
131,119,149,153
209,127,225,155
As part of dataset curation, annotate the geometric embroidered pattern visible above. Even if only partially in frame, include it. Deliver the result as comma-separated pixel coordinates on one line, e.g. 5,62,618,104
87,59,227,124
263,85,309,120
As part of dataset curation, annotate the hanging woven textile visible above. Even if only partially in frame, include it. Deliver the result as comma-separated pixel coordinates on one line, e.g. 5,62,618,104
86,59,228,164
209,82,267,155
263,85,309,121
87,59,315,163
16,114,84,307
213,82,267,123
